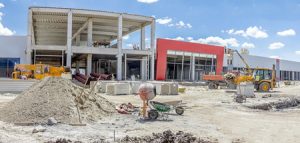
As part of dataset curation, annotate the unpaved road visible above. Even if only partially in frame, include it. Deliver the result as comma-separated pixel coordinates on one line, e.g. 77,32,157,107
0,85,300,143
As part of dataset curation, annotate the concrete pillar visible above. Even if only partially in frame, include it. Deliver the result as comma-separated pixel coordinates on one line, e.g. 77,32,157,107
140,25,145,50
150,19,156,80
87,54,92,75
191,55,195,81
140,26,147,80
75,35,80,46
66,10,73,67
87,19,93,47
141,56,147,80
117,14,123,80
76,61,80,73
26,9,32,64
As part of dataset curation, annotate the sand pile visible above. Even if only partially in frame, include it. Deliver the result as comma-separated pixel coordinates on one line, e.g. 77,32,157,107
0,77,115,124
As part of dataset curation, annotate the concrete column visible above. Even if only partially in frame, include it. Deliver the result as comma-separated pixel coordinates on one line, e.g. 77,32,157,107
66,10,73,67
75,35,80,46
87,54,92,75
87,19,93,47
76,61,80,73
141,56,147,80
150,19,156,80
117,14,123,80
191,55,195,81
26,9,32,64
140,25,145,50
140,25,147,80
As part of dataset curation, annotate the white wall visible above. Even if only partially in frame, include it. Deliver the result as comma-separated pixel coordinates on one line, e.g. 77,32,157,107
0,36,27,63
224,53,300,72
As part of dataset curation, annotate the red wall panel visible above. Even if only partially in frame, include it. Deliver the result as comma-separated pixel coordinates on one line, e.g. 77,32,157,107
156,38,224,80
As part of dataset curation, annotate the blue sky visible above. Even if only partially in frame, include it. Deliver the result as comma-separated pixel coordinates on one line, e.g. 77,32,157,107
0,0,299,61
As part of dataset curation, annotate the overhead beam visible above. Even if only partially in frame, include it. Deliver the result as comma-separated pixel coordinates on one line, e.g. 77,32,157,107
93,25,129,32
72,19,90,40
123,14,153,22
82,31,117,36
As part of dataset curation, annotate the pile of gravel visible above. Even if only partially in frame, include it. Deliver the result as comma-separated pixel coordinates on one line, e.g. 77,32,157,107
121,130,217,143
0,77,115,124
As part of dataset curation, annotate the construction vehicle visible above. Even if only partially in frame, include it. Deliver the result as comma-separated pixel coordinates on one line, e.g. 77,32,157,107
203,50,276,92
12,64,66,80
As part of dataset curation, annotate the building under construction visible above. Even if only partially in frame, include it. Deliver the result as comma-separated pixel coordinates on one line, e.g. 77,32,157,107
24,7,155,81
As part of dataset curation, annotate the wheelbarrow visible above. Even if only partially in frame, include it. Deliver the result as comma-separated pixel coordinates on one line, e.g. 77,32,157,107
147,100,185,120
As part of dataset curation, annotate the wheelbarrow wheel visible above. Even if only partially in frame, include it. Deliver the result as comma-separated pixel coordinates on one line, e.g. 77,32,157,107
175,107,184,115
148,109,159,120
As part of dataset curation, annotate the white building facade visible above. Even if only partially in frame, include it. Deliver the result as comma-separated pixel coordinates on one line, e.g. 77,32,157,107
223,52,300,81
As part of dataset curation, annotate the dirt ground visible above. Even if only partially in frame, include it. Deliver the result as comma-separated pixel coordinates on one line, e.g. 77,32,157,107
0,84,300,143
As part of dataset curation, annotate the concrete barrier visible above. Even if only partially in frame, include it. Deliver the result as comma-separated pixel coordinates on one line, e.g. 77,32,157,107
106,83,130,95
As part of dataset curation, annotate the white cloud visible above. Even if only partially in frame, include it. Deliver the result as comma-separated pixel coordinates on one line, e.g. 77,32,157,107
173,21,192,29
0,12,3,21
226,26,268,39
277,29,296,36
187,37,193,41
0,23,16,36
268,42,285,50
296,51,300,55
123,35,130,40
156,17,172,25
173,36,185,41
269,56,280,59
241,42,255,49
0,3,4,8
192,36,239,47
137,0,159,4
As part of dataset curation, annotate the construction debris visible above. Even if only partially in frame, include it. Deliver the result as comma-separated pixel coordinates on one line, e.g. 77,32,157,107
244,96,300,110
0,77,115,124
121,130,217,143
47,117,58,126
32,125,46,133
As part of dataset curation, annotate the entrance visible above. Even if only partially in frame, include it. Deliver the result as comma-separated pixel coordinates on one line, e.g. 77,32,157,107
0,58,20,77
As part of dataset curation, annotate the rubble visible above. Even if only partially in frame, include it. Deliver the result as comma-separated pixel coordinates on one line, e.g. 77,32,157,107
32,125,46,133
244,96,300,110
47,117,58,126
120,130,217,143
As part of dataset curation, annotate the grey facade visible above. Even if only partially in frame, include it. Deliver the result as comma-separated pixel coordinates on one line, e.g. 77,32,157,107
223,52,300,81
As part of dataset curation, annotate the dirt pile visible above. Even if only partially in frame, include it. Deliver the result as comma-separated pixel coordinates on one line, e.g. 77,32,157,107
0,77,115,124
244,96,300,110
121,130,217,143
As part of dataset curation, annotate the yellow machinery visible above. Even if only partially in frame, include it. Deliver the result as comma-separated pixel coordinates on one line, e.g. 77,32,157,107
230,50,276,92
12,64,65,80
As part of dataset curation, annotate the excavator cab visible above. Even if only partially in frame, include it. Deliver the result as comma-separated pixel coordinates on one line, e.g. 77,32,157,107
252,68,276,92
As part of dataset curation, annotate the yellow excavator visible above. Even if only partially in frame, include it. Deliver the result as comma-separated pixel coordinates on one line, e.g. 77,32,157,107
12,64,67,80
204,50,276,92
228,50,276,92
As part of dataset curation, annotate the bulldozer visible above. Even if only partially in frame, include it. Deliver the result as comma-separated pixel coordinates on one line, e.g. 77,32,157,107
12,64,67,80
204,50,276,92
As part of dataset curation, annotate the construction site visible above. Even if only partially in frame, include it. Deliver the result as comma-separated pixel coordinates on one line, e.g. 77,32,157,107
0,5,300,143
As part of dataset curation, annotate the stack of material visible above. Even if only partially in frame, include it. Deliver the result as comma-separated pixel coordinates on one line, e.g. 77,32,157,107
106,83,130,95
0,77,115,124
154,82,178,95
237,82,254,97
90,73,112,80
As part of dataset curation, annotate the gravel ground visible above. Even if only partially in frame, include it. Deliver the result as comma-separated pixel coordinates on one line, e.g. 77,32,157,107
0,84,300,143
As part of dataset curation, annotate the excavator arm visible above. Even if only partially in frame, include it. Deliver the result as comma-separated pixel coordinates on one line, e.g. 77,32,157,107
233,50,252,75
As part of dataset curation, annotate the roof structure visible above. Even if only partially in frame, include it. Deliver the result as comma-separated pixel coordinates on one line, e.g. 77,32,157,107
30,7,154,45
